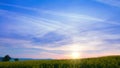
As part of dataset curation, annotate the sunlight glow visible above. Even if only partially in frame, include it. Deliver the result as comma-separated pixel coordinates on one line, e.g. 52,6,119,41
71,52,80,59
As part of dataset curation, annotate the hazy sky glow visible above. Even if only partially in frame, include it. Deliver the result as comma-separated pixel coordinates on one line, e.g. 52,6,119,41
0,0,120,59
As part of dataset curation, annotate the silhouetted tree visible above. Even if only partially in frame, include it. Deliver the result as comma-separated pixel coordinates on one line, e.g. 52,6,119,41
2,55,11,61
14,58,19,61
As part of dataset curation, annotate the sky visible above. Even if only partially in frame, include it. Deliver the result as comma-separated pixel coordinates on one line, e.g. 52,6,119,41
0,0,120,59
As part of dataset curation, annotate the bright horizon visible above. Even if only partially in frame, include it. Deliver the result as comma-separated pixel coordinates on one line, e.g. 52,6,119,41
0,0,120,59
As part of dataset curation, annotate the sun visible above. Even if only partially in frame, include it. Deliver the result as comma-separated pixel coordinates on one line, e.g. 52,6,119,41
71,52,80,59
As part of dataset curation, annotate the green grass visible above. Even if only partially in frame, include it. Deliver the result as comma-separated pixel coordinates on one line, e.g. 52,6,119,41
0,56,120,68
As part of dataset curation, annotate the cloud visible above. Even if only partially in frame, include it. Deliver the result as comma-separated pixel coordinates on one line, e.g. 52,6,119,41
95,0,120,8
42,10,104,22
0,3,120,58
0,2,38,11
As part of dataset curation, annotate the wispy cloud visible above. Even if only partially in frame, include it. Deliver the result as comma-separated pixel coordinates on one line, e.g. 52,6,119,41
95,0,120,8
0,2,120,58
0,2,39,11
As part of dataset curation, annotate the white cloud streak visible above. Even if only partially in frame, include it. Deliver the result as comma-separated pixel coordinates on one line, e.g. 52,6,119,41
95,0,120,8
0,2,120,58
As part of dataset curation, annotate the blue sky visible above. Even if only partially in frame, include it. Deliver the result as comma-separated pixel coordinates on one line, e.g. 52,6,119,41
0,0,120,59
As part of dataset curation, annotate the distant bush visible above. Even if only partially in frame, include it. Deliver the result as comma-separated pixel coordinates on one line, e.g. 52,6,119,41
14,58,19,61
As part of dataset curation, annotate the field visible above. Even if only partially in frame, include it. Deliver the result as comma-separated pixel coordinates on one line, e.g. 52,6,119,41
0,56,120,68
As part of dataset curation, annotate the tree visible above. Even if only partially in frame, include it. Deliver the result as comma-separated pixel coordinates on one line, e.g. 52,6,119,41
2,55,11,61
14,58,19,61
